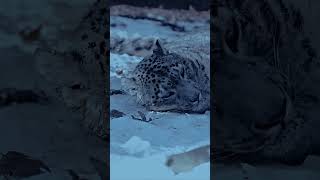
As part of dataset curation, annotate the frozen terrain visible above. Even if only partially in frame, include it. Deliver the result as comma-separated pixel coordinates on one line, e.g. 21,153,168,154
110,53,210,180
110,10,210,180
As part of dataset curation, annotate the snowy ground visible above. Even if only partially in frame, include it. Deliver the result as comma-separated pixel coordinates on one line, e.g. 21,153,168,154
110,53,210,180
110,11,210,180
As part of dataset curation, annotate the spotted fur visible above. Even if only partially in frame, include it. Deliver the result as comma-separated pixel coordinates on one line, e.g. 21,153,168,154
215,0,320,165
131,36,210,113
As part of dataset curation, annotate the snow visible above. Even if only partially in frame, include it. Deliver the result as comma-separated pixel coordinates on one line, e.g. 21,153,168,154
110,16,181,39
110,14,210,180
110,79,210,179
110,53,142,78
110,15,209,41
110,135,209,180
110,153,209,180
120,136,151,155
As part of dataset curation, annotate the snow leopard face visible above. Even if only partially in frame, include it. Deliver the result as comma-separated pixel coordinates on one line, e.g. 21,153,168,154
131,40,210,113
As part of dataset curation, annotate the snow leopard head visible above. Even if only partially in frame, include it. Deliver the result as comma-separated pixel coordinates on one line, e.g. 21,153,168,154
131,40,209,113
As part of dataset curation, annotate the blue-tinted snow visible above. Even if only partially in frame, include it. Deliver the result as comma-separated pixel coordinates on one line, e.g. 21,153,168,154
110,10,211,179
110,15,209,40
110,16,180,39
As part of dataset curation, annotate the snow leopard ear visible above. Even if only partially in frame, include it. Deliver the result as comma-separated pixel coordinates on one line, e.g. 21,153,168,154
153,39,168,56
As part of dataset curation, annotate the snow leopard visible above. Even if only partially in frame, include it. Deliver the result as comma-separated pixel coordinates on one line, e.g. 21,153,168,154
213,0,320,165
125,30,210,113
166,145,210,174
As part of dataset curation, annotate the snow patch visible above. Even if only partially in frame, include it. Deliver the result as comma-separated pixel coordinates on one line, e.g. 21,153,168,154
110,53,142,78
120,136,151,156
110,153,209,180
